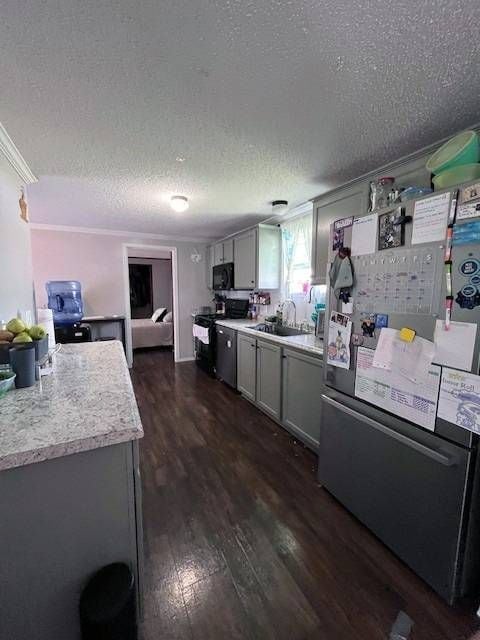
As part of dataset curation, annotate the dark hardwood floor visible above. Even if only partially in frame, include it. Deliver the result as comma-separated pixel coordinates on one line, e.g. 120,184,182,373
131,349,480,640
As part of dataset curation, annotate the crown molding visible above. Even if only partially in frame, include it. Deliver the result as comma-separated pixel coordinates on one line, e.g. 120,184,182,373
0,122,37,184
29,222,215,244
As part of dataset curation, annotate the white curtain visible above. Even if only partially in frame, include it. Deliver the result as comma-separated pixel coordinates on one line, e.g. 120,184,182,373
281,213,312,299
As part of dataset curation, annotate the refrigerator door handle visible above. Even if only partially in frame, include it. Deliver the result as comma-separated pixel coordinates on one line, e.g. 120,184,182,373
321,395,455,467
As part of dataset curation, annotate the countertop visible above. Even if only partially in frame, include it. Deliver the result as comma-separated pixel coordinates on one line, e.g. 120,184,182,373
215,319,323,357
82,315,125,321
0,341,143,472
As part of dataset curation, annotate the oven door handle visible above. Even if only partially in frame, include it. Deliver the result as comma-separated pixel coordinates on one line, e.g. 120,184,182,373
321,395,455,467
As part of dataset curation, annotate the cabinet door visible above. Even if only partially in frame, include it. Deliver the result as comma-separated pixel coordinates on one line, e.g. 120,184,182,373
213,243,224,265
256,339,282,420
234,229,257,289
282,349,323,450
237,334,256,401
223,239,234,264
207,245,215,289
311,186,367,285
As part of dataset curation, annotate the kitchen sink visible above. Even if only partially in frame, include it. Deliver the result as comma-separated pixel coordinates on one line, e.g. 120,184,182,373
247,324,310,337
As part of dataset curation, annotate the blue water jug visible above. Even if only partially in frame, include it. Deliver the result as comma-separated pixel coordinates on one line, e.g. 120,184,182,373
46,281,84,325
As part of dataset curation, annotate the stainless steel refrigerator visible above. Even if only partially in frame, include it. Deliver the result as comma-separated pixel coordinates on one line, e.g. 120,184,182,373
319,187,480,603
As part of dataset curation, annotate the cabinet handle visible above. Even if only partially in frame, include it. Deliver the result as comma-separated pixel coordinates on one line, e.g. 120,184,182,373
321,395,454,466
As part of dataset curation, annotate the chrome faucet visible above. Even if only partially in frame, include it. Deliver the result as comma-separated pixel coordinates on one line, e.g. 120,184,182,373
281,299,296,327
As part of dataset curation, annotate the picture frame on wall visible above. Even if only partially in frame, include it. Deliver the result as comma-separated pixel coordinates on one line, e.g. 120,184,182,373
378,207,405,250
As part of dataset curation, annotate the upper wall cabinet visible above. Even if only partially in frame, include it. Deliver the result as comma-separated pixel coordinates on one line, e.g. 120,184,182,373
234,229,257,289
213,239,234,266
311,184,368,285
310,150,436,286
234,224,281,290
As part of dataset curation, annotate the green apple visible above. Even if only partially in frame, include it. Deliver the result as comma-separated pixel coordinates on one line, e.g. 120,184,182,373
28,325,46,340
12,332,33,343
6,318,26,334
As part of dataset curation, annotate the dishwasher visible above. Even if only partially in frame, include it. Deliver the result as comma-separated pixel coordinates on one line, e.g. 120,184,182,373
215,325,237,388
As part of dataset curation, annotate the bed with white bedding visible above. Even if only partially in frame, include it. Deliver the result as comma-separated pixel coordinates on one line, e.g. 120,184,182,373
131,317,174,349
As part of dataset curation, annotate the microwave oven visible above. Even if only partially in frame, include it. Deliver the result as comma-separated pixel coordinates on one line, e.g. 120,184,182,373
213,262,234,290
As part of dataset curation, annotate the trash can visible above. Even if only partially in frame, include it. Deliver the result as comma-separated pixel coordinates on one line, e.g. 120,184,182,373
80,563,136,640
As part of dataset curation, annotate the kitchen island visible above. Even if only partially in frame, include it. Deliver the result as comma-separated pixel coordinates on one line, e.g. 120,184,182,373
0,341,144,639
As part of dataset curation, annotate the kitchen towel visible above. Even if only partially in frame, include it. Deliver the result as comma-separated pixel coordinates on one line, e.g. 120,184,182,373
193,323,210,345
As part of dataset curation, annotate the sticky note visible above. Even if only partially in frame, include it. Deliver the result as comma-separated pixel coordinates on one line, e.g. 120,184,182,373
399,327,416,343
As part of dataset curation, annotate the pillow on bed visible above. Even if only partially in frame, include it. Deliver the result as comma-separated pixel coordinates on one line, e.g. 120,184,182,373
151,308,167,323
163,311,173,323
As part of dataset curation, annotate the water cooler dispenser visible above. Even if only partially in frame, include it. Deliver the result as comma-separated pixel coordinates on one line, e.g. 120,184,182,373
46,281,92,344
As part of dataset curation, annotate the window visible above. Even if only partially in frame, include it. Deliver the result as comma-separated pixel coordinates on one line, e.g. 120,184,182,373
281,212,326,325
281,213,312,299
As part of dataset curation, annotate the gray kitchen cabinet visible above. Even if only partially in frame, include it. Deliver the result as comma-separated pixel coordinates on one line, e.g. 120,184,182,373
311,184,368,285
282,348,323,449
0,442,143,640
234,229,257,289
237,333,257,401
207,245,215,288
213,239,234,266
234,224,281,290
256,339,282,421
213,242,224,266
223,238,234,263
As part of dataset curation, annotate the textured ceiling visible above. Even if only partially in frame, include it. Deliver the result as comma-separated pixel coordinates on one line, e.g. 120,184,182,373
2,0,480,239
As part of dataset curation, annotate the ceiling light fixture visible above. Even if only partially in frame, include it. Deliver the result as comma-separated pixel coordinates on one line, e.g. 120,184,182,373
272,200,288,216
175,157,186,162
170,195,189,212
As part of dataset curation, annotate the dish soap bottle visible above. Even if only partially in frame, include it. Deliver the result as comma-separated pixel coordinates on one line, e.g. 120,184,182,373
276,304,283,327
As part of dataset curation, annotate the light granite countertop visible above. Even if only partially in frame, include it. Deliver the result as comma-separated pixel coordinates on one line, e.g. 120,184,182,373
215,319,323,357
0,341,143,472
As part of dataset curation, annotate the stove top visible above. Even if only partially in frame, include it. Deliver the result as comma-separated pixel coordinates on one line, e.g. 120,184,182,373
195,298,249,322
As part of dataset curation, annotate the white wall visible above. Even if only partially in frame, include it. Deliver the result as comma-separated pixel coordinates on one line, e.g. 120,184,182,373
128,257,173,316
0,155,33,322
31,228,211,360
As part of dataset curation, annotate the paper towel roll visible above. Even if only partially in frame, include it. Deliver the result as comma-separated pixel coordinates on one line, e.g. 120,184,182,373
37,308,56,350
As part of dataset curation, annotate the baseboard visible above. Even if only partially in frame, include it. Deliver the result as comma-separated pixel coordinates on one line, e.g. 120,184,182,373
175,356,196,363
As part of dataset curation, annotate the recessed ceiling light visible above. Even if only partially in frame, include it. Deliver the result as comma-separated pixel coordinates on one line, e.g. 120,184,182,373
170,195,189,212
175,157,186,162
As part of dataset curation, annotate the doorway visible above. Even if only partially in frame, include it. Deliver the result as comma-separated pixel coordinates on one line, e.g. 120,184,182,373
122,244,180,366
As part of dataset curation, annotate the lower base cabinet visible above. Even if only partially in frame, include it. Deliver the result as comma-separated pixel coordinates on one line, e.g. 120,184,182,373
237,333,257,401
282,349,323,449
256,339,282,420
237,332,323,450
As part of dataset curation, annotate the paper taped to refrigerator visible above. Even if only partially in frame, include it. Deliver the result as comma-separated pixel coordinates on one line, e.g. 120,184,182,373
351,214,377,256
355,347,441,431
433,320,477,371
411,192,450,245
372,328,435,384
438,368,480,434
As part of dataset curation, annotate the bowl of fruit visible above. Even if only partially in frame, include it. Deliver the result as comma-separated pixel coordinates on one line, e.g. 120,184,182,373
0,319,48,365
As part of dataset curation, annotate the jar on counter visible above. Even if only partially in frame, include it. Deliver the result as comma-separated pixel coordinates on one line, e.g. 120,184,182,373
370,176,395,210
